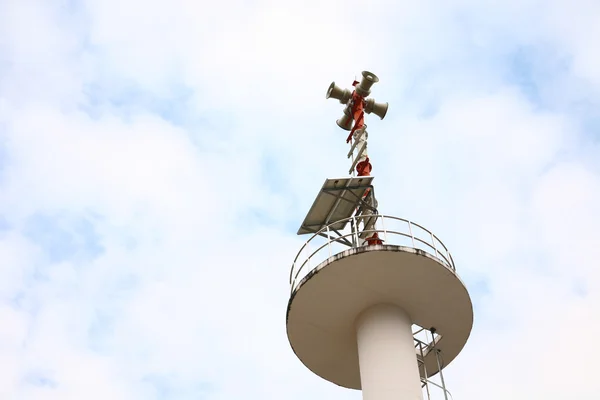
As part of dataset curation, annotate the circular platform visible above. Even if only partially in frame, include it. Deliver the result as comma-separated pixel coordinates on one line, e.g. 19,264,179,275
286,244,473,389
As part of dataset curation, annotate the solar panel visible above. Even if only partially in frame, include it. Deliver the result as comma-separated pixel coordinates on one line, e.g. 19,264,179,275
297,176,375,235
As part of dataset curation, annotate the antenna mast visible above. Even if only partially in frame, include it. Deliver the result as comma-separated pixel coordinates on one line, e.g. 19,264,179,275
326,71,388,246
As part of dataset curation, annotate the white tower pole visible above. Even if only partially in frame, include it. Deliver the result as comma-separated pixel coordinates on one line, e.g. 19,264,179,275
356,304,424,400
287,70,473,400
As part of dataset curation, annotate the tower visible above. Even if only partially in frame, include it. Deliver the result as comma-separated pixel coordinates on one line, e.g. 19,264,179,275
286,71,473,400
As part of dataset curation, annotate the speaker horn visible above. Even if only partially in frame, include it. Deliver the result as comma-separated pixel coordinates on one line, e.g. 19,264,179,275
355,71,380,97
326,82,352,104
336,112,354,131
365,98,388,120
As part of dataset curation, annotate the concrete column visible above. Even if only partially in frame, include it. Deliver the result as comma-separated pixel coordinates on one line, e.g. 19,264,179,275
356,304,423,400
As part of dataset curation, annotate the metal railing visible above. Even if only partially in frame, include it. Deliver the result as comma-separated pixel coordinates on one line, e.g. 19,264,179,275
290,214,456,292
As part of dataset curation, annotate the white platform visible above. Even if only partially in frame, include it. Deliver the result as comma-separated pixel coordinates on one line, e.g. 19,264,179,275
286,245,473,389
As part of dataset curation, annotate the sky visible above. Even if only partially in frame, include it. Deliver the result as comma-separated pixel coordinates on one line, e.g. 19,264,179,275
0,0,599,399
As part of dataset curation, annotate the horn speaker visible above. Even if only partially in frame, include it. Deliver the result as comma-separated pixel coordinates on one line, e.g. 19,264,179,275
365,98,388,120
355,71,380,97
326,82,352,104
336,112,353,131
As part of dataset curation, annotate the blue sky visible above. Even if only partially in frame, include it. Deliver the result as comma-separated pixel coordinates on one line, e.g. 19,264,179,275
1,0,600,399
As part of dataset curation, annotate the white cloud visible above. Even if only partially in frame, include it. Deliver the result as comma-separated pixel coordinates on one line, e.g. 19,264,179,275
0,0,599,399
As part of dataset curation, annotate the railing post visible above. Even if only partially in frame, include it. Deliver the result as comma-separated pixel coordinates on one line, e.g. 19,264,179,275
353,215,359,247
408,221,416,248
306,241,311,276
380,215,388,243
430,232,438,259
326,224,332,258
